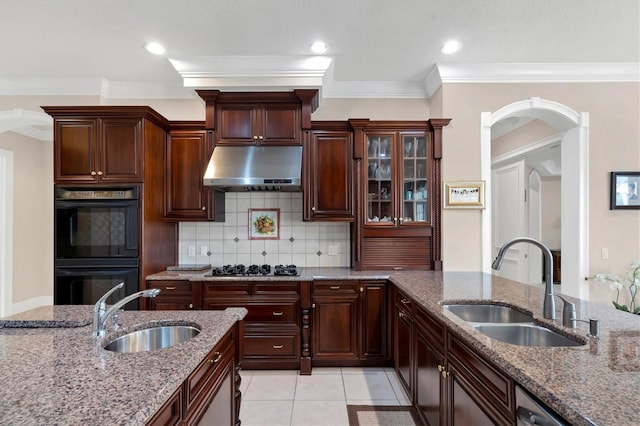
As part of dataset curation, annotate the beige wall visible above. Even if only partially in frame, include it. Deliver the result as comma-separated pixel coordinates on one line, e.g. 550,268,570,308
492,119,557,157
541,177,561,249
0,131,53,304
439,82,640,288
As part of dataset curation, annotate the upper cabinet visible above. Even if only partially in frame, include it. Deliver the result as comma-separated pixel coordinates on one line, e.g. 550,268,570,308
304,123,354,221
43,106,169,184
196,90,319,146
351,119,451,271
164,123,225,221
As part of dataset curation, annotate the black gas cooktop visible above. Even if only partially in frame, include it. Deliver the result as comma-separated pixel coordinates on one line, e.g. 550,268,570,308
205,264,299,277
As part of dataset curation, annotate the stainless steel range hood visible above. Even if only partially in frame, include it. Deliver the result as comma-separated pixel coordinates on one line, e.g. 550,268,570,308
203,145,303,192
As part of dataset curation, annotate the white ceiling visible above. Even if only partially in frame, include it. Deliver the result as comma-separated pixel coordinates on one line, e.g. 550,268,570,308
1,0,639,100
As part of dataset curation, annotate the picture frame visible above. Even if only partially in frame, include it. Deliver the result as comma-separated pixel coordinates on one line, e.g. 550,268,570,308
610,171,640,210
248,208,280,239
443,181,485,209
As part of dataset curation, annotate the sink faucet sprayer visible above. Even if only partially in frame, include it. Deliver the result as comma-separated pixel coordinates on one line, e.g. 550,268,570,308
93,283,161,337
491,237,556,320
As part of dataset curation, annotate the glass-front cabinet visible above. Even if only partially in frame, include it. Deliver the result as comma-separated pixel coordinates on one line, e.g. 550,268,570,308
366,132,429,226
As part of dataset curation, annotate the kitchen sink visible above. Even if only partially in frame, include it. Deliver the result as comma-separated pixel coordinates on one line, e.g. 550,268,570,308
473,323,585,347
443,303,534,323
104,325,201,353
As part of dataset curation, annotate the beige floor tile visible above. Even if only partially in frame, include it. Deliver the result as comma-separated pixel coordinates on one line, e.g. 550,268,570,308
341,366,386,374
346,399,402,406
385,370,411,402
240,400,293,426
342,372,398,400
290,400,349,426
310,367,342,374
243,374,297,400
239,374,252,395
295,374,345,400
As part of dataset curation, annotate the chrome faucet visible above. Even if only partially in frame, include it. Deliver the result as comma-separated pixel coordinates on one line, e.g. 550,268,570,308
93,283,160,336
492,237,556,320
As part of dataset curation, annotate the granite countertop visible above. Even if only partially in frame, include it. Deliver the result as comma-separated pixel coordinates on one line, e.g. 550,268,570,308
0,306,247,426
147,267,640,425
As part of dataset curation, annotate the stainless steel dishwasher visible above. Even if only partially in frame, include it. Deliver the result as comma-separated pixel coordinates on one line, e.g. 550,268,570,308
516,385,568,426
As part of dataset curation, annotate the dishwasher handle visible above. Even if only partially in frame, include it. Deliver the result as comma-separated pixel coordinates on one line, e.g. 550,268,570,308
517,406,557,426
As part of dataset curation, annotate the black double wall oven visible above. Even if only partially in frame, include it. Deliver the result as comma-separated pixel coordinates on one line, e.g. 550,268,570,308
54,186,141,309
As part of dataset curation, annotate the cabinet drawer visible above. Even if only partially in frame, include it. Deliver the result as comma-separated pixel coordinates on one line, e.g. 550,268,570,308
448,333,514,415
208,302,299,324
184,331,234,410
395,291,413,313
243,331,300,357
313,281,358,293
203,283,250,297
151,281,192,296
254,282,300,295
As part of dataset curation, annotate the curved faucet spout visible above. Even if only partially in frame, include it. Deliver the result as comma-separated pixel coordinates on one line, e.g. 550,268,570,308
492,237,556,320
94,288,161,337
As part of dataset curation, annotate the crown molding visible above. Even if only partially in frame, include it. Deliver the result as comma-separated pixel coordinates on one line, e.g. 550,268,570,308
1,62,638,100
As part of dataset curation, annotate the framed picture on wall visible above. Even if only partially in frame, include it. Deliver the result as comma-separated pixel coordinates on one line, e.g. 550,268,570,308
248,209,280,239
443,181,485,209
610,171,640,210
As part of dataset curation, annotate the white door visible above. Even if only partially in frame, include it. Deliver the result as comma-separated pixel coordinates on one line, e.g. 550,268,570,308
492,159,527,283
528,169,542,284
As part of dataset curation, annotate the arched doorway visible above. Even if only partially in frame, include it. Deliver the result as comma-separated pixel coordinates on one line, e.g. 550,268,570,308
480,98,589,299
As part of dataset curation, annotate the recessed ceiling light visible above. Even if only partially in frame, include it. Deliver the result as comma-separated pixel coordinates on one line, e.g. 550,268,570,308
310,41,329,54
440,40,462,55
144,42,166,56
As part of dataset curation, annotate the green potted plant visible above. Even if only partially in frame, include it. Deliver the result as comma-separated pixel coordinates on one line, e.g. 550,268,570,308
586,260,640,315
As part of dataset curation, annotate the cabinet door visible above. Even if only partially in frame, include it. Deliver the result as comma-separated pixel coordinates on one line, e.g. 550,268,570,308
99,117,143,182
305,130,353,221
360,282,386,359
395,304,413,396
165,130,220,220
147,281,198,310
312,290,359,360
54,118,98,182
416,327,444,426
365,133,396,225
217,105,256,145
261,104,300,145
399,132,429,225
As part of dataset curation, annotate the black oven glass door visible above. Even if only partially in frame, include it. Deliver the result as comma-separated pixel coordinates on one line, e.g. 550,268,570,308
55,198,139,259
55,266,139,310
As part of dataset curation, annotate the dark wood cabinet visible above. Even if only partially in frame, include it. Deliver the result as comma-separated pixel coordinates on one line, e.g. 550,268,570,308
304,125,354,221
202,281,301,370
393,291,516,426
351,119,450,271
196,90,319,147
217,103,301,145
43,108,169,184
312,280,388,366
149,323,241,426
164,124,224,221
147,280,201,311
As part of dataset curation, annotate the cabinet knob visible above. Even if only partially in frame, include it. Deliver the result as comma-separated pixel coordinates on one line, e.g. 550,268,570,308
258,135,264,140
398,312,405,319
209,351,222,364
90,171,97,176
97,171,103,176
311,206,316,211
253,135,259,140
188,303,193,309
201,206,206,211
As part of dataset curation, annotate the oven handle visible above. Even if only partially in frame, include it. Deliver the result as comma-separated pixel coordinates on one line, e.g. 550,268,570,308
55,200,138,208
55,267,138,276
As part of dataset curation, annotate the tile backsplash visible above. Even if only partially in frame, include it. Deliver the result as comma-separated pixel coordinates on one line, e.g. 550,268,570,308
178,192,351,267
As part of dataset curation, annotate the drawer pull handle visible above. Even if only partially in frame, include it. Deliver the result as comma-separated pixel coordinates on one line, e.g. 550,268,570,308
398,312,405,319
330,286,340,290
272,344,284,349
210,351,222,364
272,311,284,316
165,286,176,290
400,298,410,305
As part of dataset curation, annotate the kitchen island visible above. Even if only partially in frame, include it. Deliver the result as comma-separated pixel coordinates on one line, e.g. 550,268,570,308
148,267,640,425
0,306,247,425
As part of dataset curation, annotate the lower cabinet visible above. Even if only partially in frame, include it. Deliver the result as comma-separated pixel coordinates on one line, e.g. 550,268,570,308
147,280,201,310
393,291,515,426
148,323,240,426
202,281,301,370
312,280,388,366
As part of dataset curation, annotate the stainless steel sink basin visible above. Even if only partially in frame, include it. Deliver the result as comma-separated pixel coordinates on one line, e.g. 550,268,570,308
443,303,534,323
473,323,585,347
104,325,201,353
